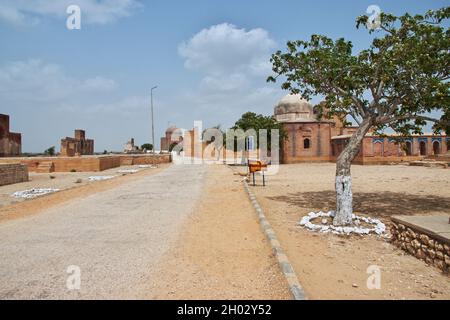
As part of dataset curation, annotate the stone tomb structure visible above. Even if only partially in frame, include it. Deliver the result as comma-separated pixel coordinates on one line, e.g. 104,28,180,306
124,138,139,153
275,94,448,164
60,130,94,157
160,126,183,152
0,114,22,157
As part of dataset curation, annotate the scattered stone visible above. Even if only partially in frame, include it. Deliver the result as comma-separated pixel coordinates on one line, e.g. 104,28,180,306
352,283,359,288
12,188,60,199
75,179,82,184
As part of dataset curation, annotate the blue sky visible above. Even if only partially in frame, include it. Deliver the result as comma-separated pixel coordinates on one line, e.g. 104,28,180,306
0,0,447,152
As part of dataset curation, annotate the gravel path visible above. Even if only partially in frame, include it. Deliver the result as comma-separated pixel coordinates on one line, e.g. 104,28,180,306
0,164,206,299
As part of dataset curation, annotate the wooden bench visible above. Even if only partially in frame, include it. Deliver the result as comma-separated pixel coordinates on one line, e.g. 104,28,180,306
248,160,268,186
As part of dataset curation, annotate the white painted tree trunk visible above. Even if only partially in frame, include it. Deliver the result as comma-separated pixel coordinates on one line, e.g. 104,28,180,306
334,175,353,225
333,118,373,226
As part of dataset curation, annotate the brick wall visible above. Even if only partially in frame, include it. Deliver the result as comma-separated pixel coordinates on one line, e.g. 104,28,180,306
0,163,28,186
0,154,172,173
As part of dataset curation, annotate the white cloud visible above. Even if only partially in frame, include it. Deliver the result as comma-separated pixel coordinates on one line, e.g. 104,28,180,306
0,59,117,103
0,0,141,26
174,23,282,127
82,76,118,91
178,23,276,77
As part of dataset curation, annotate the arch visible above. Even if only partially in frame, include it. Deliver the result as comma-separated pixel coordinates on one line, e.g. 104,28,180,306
373,141,383,156
419,141,427,156
405,141,412,156
303,138,310,149
433,141,441,155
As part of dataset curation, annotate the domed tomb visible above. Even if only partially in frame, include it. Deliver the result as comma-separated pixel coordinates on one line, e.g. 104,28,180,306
274,94,315,123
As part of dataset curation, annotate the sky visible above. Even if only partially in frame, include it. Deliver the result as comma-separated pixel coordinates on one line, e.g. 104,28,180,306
0,0,447,153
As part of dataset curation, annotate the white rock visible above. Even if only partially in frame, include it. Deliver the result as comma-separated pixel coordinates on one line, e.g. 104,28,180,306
298,211,386,236
12,188,60,199
88,176,115,181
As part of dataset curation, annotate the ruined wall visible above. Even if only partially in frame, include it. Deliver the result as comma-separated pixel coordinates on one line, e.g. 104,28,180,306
0,163,28,186
60,130,94,156
0,114,22,157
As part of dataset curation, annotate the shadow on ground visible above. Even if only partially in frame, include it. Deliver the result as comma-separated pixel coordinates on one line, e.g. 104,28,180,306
267,191,450,218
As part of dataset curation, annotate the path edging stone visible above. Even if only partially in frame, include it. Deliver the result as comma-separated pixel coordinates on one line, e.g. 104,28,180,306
242,181,307,300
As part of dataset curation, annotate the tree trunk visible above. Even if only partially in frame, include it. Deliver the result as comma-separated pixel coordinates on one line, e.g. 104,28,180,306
334,118,373,226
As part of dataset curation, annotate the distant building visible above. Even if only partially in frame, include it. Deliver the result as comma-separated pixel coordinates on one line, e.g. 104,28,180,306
60,130,94,157
0,114,22,157
124,138,139,153
160,126,183,151
275,94,448,164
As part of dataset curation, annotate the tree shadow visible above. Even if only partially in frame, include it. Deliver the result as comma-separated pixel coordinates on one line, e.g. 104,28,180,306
267,191,450,218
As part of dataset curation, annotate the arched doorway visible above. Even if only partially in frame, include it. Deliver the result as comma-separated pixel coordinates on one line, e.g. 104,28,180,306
419,141,427,156
405,141,412,156
373,142,383,156
433,141,441,155
303,138,310,149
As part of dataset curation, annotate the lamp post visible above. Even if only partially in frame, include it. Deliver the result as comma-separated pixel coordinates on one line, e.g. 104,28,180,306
151,86,157,153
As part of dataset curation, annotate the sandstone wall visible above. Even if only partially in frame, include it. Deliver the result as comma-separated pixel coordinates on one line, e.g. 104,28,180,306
0,163,28,186
391,220,450,274
0,154,172,173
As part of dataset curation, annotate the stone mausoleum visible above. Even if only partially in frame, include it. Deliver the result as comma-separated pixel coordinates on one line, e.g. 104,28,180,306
60,129,94,157
275,94,448,164
160,126,183,152
0,114,22,157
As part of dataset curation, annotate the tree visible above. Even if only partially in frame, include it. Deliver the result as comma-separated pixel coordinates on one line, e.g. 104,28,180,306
141,143,153,151
169,142,181,152
44,146,55,156
232,112,287,151
268,8,449,226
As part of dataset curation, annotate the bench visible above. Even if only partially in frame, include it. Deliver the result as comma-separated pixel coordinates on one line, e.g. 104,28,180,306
248,160,268,186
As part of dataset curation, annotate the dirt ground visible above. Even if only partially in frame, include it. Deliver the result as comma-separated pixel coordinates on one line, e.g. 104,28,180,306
244,163,450,300
147,164,291,300
0,164,169,223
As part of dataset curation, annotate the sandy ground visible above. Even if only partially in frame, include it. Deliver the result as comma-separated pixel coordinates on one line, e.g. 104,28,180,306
0,164,165,208
0,164,169,224
0,164,206,299
148,164,291,300
0,163,290,300
244,163,450,300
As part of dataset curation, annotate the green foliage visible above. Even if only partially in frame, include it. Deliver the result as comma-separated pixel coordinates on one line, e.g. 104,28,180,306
44,146,55,156
141,143,153,151
268,7,449,136
203,125,227,147
169,142,180,152
232,112,287,151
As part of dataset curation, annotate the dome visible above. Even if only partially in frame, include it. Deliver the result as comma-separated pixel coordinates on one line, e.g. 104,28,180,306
274,94,315,123
165,126,179,134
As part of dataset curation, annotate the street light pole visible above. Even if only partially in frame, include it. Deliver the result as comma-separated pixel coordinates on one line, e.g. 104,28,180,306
151,86,157,154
